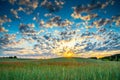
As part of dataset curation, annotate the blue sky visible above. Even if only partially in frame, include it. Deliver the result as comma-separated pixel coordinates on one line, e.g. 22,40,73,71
0,0,120,58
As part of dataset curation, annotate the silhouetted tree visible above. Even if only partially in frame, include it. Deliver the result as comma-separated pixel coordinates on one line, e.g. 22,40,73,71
90,57,97,59
9,56,13,59
100,54,120,61
9,56,17,59
13,56,17,59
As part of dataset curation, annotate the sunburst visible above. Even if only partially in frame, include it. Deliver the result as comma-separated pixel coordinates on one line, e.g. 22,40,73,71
63,50,74,57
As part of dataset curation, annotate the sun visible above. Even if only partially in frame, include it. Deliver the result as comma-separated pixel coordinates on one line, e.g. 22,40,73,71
63,50,74,58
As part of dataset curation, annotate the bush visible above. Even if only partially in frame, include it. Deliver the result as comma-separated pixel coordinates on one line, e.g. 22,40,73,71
8,56,17,59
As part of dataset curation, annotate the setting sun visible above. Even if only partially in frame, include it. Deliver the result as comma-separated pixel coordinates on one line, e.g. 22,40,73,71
63,50,74,57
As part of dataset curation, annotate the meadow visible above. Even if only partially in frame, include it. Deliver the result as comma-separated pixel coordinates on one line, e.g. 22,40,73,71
0,57,120,80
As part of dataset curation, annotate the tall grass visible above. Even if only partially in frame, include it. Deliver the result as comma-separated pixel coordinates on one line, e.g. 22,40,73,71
0,58,120,80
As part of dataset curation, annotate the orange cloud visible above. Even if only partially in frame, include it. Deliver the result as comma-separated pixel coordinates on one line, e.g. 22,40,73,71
0,27,8,32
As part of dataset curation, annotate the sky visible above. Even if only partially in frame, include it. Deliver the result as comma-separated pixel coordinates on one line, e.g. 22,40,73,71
0,0,120,59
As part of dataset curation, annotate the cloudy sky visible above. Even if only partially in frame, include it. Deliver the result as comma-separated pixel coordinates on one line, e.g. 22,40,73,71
0,0,120,58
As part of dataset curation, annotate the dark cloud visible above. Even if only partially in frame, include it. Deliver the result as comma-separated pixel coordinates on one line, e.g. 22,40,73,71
19,23,35,33
41,0,65,12
0,37,9,45
18,0,39,9
92,18,112,28
40,16,73,28
0,15,11,25
10,8,20,19
9,0,16,5
91,15,120,28
112,15,120,26
3,47,24,51
0,34,16,45
72,1,110,14
8,0,39,15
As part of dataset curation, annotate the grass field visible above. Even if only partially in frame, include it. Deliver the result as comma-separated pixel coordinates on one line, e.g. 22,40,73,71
0,57,120,80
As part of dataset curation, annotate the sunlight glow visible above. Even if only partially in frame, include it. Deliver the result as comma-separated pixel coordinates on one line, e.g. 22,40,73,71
63,50,74,57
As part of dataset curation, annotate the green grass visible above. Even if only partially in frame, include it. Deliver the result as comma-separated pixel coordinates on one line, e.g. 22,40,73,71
0,57,120,80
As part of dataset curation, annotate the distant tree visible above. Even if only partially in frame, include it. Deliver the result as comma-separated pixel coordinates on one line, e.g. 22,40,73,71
14,56,17,59
100,54,120,61
9,56,13,59
89,57,97,59
8,56,17,59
